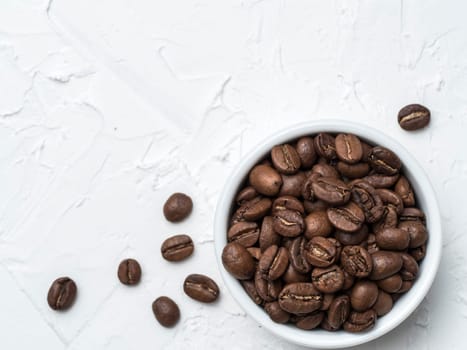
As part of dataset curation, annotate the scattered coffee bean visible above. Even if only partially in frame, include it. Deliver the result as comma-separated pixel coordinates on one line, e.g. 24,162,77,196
183,274,219,303
152,296,180,327
117,258,142,285
47,277,77,311
161,234,194,262
163,193,193,222
398,104,430,131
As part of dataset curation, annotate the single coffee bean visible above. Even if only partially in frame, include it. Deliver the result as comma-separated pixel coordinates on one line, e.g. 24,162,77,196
249,164,283,196
305,237,337,268
301,172,321,201
259,245,289,281
335,133,363,164
47,277,77,311
312,177,351,206
395,176,415,207
231,196,272,224
375,228,410,251
161,234,194,262
335,225,369,246
279,172,306,197
376,189,404,215
320,315,340,331
312,163,339,178
242,280,263,305
296,137,317,169
283,263,310,284
370,251,403,280
400,207,425,223
350,281,378,311
372,205,399,233
400,253,419,281
289,236,312,274
271,144,301,174
278,283,323,314
295,312,324,330
396,280,413,293
336,161,370,179
343,309,377,333
227,222,260,247
163,193,193,222
398,221,428,248
314,133,337,160
265,301,290,323
321,293,335,311
362,172,400,188
235,186,258,205
398,104,430,131
368,146,401,176
255,270,283,302
304,211,333,239
247,247,262,260
376,274,403,293
259,216,281,252
373,290,393,316
183,274,219,303
340,246,373,278
410,244,426,261
222,242,256,280
351,180,384,223
272,196,305,214
327,201,365,233
327,295,350,329
273,209,304,237
117,258,142,285
152,296,180,327
311,265,344,293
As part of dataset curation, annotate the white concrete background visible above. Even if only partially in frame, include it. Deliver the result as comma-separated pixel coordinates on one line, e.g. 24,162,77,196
0,0,466,349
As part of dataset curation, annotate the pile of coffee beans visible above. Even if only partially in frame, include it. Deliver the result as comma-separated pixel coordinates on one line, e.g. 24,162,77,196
222,132,428,332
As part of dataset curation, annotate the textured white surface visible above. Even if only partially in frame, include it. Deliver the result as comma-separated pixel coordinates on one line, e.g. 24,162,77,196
0,1,466,349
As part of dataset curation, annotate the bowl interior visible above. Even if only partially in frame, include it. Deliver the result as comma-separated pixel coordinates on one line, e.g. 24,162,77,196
214,120,442,349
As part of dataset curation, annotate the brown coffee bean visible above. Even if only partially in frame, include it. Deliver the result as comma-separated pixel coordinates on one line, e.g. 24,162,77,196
163,193,193,222
335,133,363,164
301,172,321,201
335,225,369,246
373,290,393,316
340,246,373,278
272,196,304,214
242,280,263,305
370,251,403,280
117,259,142,285
312,163,339,178
336,161,370,179
279,172,306,197
305,237,337,268
395,176,415,207
400,253,419,281
372,205,399,233
278,283,323,314
320,293,335,311
311,265,344,293
364,233,379,255
410,244,426,262
327,201,365,233
289,236,312,274
342,269,355,290
296,137,317,169
376,189,404,215
152,296,180,327
231,196,272,224
376,274,403,293
343,309,377,333
222,242,256,280
312,177,351,206
375,228,410,251
249,164,282,196
398,221,428,248
398,104,430,131
228,222,259,247
273,209,304,237
320,315,340,331
255,270,283,302
400,207,426,223
295,312,324,330
362,173,400,188
47,277,77,311
396,280,413,293
235,186,258,205
271,144,301,174
265,301,290,323
282,263,310,284
183,274,219,303
304,211,333,239
161,234,194,262
259,216,281,252
368,146,401,176
303,199,329,213
350,281,378,311
259,245,289,281
351,180,384,223
327,295,350,329
314,133,337,160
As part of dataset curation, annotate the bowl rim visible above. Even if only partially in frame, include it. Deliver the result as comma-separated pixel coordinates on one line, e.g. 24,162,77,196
214,120,442,349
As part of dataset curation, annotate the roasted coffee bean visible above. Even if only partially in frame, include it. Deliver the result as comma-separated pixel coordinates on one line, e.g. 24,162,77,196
295,312,324,330
249,164,283,196
259,216,281,252
321,293,335,311
304,211,333,239
152,296,180,327
305,237,337,268
400,207,425,223
400,253,419,280
265,301,290,323
183,274,219,303
327,201,365,233
375,228,410,251
362,172,400,188
283,263,310,284
343,309,377,333
335,225,369,246
296,137,317,169
236,186,258,205
272,196,305,214
399,221,428,248
311,265,344,293
410,244,426,261
271,144,301,174
273,209,304,237
278,283,323,314
327,295,350,329
228,222,260,247
396,280,413,293
376,189,404,214
163,193,193,222
222,242,256,280
311,163,339,178
259,245,289,281
161,234,194,262
342,269,355,290
376,274,403,293
341,246,372,278
364,233,379,254
289,236,312,274
351,181,384,223
312,177,351,205
368,147,401,175
350,281,378,311
314,133,337,160
360,141,373,162
117,259,142,285
373,290,393,316
321,316,340,331
335,133,363,164
255,270,283,302
370,251,403,280
242,280,263,305
395,176,415,207
247,247,262,260
336,161,370,179
279,172,306,197
303,199,329,213
231,196,272,224
372,205,398,233
47,277,77,311
398,104,430,131
301,173,320,201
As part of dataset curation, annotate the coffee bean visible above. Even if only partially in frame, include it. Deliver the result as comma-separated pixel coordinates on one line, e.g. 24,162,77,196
342,269,355,290
410,243,426,262
301,173,321,201
183,274,219,303
351,180,384,223
296,137,317,169
336,161,370,179
303,199,329,213
255,270,283,302
228,222,260,247
311,265,344,293
235,186,258,205
376,274,403,293
400,207,425,223
311,163,339,178
327,201,365,233
249,164,283,196
271,144,301,174
341,246,372,278
314,133,337,160
335,225,369,246
222,242,256,280
372,205,399,233
376,189,404,214
350,281,378,311
289,236,312,274
152,296,180,327
373,290,393,316
320,315,340,331
161,234,194,262
396,280,413,293
320,293,335,311
241,280,263,305
369,251,403,280
335,133,363,164
117,259,142,285
47,277,77,311
399,220,428,248
327,295,350,329
368,147,401,176
265,301,290,323
304,211,333,238
363,233,379,254
398,104,430,131
272,196,304,214
163,193,193,222
231,196,272,224
343,309,377,333
273,209,304,237
395,176,415,207
258,245,289,281
282,264,310,284
312,177,351,205
278,283,323,314
279,172,306,197
305,237,337,268
375,228,410,251
400,253,419,280
295,312,324,330
362,172,400,188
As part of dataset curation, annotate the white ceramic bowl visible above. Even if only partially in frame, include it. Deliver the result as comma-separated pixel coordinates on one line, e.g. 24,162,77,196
214,120,442,349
